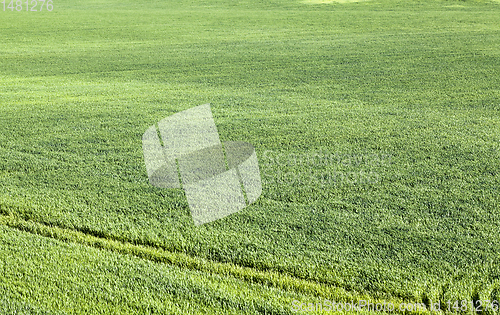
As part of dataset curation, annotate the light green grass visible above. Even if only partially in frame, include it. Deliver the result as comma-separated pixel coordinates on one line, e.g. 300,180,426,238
0,224,341,314
1,0,500,313
0,216,419,314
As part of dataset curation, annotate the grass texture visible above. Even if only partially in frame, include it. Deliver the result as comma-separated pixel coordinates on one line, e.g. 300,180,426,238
1,0,500,313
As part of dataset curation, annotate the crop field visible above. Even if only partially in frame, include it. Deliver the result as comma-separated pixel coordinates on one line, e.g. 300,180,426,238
1,0,500,313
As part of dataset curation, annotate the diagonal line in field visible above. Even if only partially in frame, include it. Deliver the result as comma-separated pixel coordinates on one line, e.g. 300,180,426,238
0,213,429,314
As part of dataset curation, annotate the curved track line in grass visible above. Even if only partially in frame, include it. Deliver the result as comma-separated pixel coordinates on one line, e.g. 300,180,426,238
0,214,430,314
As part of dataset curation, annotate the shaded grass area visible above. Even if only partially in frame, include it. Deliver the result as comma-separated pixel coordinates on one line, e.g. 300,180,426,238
1,0,500,309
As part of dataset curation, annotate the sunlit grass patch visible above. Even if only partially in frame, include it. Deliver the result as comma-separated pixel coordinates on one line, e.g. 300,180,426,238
303,0,370,3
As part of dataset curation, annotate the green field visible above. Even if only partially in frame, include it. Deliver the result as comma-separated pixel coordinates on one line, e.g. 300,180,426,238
1,0,500,313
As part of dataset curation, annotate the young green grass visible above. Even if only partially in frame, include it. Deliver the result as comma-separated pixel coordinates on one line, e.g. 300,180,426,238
1,216,422,314
1,224,336,314
1,0,500,312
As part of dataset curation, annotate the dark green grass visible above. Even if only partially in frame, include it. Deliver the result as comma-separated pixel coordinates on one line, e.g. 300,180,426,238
1,0,500,310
